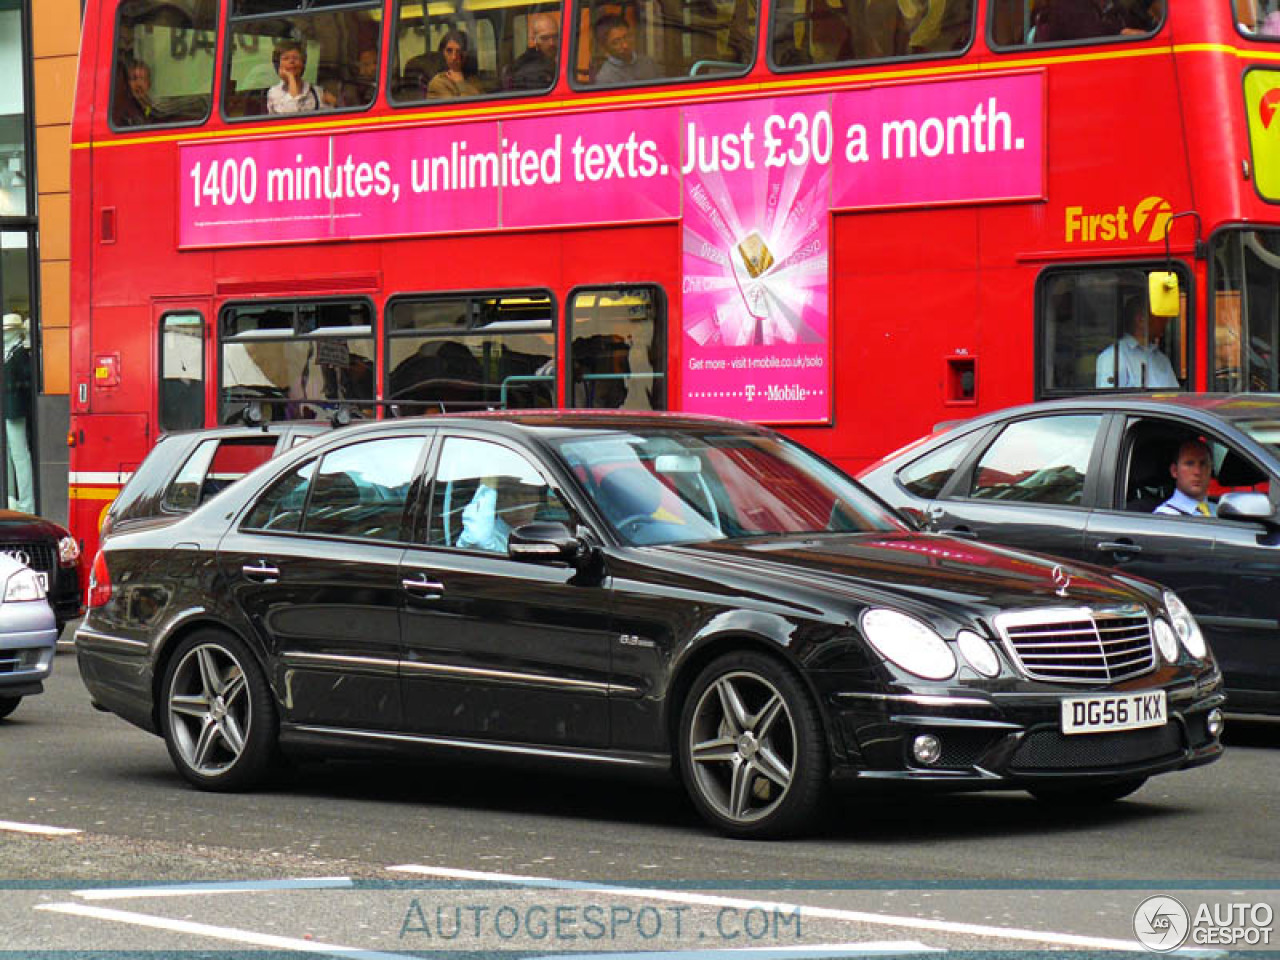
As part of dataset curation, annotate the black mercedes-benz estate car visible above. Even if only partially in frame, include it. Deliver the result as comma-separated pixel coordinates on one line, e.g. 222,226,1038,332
76,413,1224,837
859,394,1280,716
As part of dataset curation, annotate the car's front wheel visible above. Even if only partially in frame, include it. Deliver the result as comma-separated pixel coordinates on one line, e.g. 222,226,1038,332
160,629,277,791
1028,777,1148,805
0,695,21,720
678,651,827,839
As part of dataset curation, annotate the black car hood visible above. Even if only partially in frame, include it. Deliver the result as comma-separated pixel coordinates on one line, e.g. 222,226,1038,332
661,532,1148,622
0,509,67,539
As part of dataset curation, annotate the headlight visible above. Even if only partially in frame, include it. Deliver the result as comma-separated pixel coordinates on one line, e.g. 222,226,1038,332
1152,618,1179,664
58,535,80,566
860,609,957,681
956,629,1000,677
4,568,47,602
1163,590,1207,660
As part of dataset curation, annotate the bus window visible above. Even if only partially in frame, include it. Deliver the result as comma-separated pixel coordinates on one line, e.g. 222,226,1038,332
111,0,218,129
568,286,666,410
989,0,1163,48
386,292,556,413
1240,0,1280,38
1212,230,1280,391
224,0,381,118
391,0,561,102
1038,266,1190,396
572,0,756,87
771,0,972,68
160,312,204,432
219,300,376,423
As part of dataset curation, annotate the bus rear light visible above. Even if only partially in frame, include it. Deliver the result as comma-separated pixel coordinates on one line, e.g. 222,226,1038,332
87,550,111,608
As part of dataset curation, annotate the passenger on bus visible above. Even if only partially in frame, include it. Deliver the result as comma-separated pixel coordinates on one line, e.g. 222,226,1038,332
1154,438,1216,518
506,12,561,90
345,46,379,106
1032,0,1130,42
119,60,156,126
1095,297,1179,389
808,6,855,63
593,15,661,84
267,41,334,114
428,30,485,98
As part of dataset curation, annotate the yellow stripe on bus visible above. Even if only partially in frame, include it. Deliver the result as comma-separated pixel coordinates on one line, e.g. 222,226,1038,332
72,42,1245,152
69,486,121,501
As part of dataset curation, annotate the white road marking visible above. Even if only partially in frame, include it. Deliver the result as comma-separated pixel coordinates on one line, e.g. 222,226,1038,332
386,864,1165,953
0,819,81,836
36,902,418,960
74,876,354,900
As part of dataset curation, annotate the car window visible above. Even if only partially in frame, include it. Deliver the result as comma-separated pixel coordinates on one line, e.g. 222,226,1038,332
244,459,317,532
968,415,1102,506
165,437,281,513
300,437,426,540
1121,420,1271,514
428,437,568,553
898,433,976,499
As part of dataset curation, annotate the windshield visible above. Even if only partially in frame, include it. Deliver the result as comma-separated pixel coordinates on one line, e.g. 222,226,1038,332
1211,229,1280,391
552,428,903,546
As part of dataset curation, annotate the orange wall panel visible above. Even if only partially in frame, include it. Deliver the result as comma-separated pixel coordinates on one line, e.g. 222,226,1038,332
36,125,71,194
33,56,77,126
41,325,69,395
31,0,81,59
40,260,70,331
39,194,70,261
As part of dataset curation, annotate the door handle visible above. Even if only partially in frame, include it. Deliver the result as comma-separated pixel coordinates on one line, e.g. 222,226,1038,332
1096,540,1143,554
942,526,978,540
402,572,445,598
242,561,280,583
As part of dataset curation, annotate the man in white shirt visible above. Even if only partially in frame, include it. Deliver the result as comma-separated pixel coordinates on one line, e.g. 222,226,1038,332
1155,438,1216,517
1095,299,1180,389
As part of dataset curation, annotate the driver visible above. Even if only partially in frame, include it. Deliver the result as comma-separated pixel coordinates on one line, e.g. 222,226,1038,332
1154,438,1216,517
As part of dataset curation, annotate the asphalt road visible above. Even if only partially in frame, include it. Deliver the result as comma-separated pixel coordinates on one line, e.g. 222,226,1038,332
2,646,1277,956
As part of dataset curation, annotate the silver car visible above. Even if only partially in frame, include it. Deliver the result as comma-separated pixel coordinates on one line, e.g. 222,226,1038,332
0,552,58,720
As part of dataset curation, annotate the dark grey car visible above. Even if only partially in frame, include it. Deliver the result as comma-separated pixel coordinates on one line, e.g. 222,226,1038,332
859,394,1280,715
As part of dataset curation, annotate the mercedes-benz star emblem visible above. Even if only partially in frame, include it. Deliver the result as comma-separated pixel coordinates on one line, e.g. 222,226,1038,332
1052,564,1072,598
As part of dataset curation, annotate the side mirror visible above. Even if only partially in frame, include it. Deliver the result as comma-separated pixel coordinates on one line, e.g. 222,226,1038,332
1148,271,1180,318
508,521,589,567
897,507,929,532
1216,491,1275,524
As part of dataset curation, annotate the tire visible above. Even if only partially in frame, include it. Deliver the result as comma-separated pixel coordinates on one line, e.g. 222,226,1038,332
1028,777,1148,805
0,695,21,720
678,651,828,839
159,629,278,791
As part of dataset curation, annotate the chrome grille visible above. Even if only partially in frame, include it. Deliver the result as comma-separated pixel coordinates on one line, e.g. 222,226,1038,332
993,606,1155,684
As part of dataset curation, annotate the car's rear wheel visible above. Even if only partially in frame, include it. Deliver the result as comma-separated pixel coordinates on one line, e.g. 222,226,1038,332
678,651,827,839
1028,777,1148,805
0,695,21,720
160,629,277,791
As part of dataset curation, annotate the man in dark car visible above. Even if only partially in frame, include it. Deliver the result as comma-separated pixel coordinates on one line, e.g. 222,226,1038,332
1155,437,1216,517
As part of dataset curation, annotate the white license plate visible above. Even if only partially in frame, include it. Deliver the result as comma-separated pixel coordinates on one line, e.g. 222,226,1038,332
35,571,47,591
1061,691,1167,735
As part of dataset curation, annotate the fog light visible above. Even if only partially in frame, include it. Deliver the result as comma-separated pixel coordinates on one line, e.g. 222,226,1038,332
1207,708,1224,739
912,733,942,765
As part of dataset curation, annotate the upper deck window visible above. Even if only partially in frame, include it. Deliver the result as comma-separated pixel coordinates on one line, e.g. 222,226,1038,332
390,0,528,102
771,0,973,69
989,0,1163,48
223,0,382,119
1238,0,1280,37
111,0,218,129
568,0,755,89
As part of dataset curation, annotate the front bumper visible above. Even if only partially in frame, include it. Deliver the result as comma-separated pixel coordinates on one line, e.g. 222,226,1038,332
827,671,1225,787
0,600,58,696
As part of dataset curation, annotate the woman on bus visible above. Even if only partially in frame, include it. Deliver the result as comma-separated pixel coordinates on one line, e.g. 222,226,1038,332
267,41,335,114
427,30,484,99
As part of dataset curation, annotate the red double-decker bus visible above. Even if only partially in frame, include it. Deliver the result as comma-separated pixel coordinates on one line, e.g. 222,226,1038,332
68,0,1280,558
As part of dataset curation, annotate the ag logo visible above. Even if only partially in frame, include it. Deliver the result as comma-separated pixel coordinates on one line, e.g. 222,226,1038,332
1132,196,1172,244
1133,895,1190,952
1260,87,1280,130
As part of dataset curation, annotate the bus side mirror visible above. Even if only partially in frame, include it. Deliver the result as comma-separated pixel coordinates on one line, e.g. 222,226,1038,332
1149,271,1180,318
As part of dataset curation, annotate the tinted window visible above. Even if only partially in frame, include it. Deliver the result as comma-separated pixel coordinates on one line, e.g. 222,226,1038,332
244,459,316,532
989,0,1161,47
387,292,555,413
1039,266,1188,395
391,0,564,102
1236,0,1280,37
160,312,205,432
301,437,426,540
898,433,975,498
1211,230,1280,391
772,0,971,68
428,438,566,552
165,437,280,512
968,415,1102,506
112,0,218,128
574,0,754,87
569,287,665,410
224,2,381,118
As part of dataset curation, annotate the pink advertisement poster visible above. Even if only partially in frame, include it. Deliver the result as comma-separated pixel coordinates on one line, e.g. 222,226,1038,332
680,95,832,423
